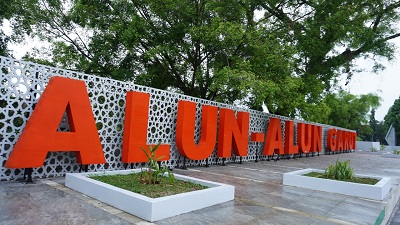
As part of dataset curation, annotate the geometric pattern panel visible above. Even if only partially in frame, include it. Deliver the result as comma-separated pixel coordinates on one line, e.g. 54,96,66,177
0,56,354,181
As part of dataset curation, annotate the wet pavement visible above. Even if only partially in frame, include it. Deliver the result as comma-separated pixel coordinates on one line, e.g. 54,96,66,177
1,151,400,225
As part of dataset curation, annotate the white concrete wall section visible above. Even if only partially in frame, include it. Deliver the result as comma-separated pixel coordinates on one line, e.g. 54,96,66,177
283,168,391,201
65,169,235,222
0,56,356,180
356,141,381,150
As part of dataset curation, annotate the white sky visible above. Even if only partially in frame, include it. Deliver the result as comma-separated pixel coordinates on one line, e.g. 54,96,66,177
4,20,400,121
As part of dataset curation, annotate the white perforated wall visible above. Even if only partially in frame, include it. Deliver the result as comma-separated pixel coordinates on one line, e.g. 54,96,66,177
0,56,354,181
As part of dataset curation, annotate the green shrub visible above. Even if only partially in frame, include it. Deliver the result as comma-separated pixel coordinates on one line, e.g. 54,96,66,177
393,149,400,154
324,159,354,181
140,144,174,184
370,147,377,152
304,159,379,185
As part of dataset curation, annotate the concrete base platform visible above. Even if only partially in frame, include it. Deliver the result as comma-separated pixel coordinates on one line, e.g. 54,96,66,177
283,168,392,200
65,169,234,222
2,152,400,225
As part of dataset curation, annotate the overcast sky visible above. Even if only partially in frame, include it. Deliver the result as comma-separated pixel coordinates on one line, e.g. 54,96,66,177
4,19,399,122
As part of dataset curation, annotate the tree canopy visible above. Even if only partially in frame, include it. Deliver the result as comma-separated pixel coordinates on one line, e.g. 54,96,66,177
6,0,400,118
314,90,381,131
384,96,400,145
368,109,386,143
0,0,16,56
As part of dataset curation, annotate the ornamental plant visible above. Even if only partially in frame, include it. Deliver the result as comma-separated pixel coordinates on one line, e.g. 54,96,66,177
140,144,174,184
324,159,354,181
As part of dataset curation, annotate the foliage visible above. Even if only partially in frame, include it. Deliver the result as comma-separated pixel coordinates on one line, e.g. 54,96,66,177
313,90,380,130
384,96,400,145
140,144,174,184
304,159,379,185
324,159,354,181
6,0,400,117
0,0,16,57
369,109,378,142
370,147,377,152
88,144,209,198
89,173,207,198
393,149,400,154
364,109,386,143
0,31,10,57
375,121,387,144
11,0,286,108
357,124,374,142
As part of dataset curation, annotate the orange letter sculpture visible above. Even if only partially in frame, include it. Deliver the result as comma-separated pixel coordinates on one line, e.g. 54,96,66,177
284,120,298,154
217,109,249,157
251,133,265,142
122,91,170,163
298,123,312,154
353,132,357,149
349,132,356,150
176,101,218,160
5,76,106,168
336,130,344,151
327,128,337,151
311,125,322,153
263,118,284,155
343,131,349,150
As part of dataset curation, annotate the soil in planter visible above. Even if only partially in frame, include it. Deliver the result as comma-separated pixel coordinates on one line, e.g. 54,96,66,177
303,172,379,185
89,172,208,198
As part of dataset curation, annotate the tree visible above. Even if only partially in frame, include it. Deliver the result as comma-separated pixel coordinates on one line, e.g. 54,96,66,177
0,0,15,56
321,90,380,131
8,0,400,117
366,109,386,143
257,0,400,116
357,124,373,142
374,121,386,144
384,96,400,145
0,31,10,57
11,0,297,110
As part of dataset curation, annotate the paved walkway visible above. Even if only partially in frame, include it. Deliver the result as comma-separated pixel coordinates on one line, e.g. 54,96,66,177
1,151,400,225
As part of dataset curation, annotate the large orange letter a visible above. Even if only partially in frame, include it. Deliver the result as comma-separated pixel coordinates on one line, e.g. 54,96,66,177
5,76,106,168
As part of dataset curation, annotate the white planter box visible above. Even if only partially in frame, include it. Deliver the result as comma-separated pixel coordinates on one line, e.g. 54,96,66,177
65,169,234,222
283,168,391,200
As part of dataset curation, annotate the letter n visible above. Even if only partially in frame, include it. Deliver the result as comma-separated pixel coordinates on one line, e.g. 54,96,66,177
5,76,106,168
298,123,311,153
122,91,170,163
310,125,322,153
217,109,249,157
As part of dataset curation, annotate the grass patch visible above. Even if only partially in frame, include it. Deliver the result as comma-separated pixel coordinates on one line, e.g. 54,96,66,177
304,172,379,185
89,172,208,198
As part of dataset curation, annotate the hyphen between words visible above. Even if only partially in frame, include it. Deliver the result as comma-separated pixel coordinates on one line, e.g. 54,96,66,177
5,76,356,169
